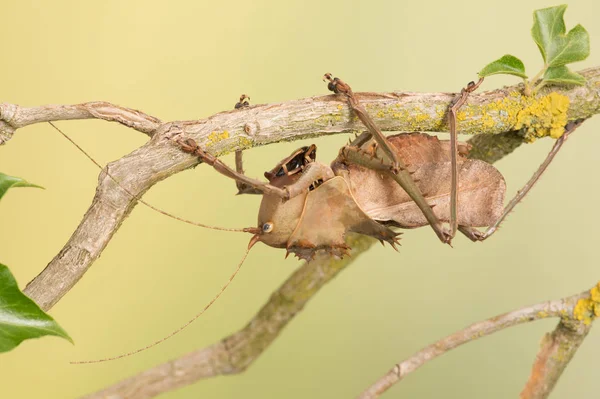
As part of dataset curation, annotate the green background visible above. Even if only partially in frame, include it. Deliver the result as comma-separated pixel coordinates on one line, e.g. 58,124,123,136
1,1,598,398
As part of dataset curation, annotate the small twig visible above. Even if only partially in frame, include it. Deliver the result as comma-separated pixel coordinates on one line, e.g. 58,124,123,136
357,286,596,399
0,101,161,140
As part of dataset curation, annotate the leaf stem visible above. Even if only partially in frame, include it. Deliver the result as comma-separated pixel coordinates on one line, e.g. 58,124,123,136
527,66,547,96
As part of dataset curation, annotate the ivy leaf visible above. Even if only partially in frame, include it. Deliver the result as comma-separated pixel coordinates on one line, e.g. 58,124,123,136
543,65,586,86
0,173,44,201
479,55,527,78
0,263,72,352
531,5,590,68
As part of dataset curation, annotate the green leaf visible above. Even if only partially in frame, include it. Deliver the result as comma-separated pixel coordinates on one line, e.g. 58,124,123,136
543,65,586,86
531,5,590,67
0,263,72,352
479,55,527,78
0,173,44,201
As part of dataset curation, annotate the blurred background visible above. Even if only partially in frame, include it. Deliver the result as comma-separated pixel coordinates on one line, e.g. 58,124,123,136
0,1,598,398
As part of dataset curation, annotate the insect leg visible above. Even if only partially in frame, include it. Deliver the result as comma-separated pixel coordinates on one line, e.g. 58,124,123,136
325,73,451,244
231,94,262,195
284,162,335,198
324,74,401,171
447,78,484,239
178,138,290,199
458,119,585,242
234,150,262,195
338,144,451,244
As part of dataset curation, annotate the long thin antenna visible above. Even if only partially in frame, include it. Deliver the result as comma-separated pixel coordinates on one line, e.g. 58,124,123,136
48,121,246,232
70,247,251,364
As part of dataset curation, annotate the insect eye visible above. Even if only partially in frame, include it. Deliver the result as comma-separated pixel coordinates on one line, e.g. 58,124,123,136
262,222,274,233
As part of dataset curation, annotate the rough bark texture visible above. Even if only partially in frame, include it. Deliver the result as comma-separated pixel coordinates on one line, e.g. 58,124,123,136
519,320,592,399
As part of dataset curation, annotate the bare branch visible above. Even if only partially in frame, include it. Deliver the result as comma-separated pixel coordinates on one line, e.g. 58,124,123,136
358,285,598,399
519,322,592,399
0,102,161,142
80,235,376,399
519,284,599,399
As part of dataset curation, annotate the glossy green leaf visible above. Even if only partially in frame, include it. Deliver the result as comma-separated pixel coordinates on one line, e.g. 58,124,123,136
0,173,44,201
543,65,586,86
479,55,527,78
0,263,72,352
531,5,590,67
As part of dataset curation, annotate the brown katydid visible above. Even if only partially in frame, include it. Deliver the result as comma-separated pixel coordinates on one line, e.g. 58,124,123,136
50,74,584,363
184,74,583,260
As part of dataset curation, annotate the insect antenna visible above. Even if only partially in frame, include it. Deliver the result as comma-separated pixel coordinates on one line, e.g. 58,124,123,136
48,121,247,233
70,246,252,364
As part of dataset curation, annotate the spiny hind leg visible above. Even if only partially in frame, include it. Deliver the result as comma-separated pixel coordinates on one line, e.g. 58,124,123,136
325,73,451,244
337,144,452,244
458,119,585,242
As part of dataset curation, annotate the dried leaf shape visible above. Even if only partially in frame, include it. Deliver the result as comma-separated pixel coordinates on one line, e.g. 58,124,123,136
287,177,399,261
334,133,506,228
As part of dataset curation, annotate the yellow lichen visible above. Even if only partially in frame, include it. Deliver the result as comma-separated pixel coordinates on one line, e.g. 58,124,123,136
515,92,570,141
314,113,344,126
237,136,253,149
537,311,549,319
206,130,230,146
573,282,600,325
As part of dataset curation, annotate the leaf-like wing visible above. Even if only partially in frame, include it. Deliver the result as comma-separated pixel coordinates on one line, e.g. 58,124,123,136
287,177,398,261
0,264,72,352
336,134,506,228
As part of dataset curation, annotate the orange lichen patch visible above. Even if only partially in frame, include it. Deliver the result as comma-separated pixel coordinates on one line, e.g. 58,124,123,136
573,282,600,325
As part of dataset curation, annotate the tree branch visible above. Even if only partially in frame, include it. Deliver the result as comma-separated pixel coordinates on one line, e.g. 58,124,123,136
0,102,161,141
358,283,598,399
80,235,376,399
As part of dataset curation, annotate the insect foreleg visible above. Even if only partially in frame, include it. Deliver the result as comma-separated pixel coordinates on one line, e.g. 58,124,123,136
284,162,335,198
179,138,290,199
458,119,585,242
